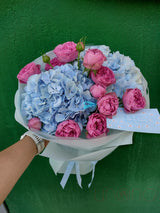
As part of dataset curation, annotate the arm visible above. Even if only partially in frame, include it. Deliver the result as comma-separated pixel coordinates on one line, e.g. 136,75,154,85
0,136,45,204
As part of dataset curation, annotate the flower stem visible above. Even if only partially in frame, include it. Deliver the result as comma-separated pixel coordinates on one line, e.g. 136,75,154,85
87,69,91,77
48,62,53,69
78,52,80,70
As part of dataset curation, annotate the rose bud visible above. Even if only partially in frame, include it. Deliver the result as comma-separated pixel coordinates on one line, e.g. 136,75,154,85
122,88,146,113
90,84,106,99
42,54,51,64
28,117,42,130
76,41,85,52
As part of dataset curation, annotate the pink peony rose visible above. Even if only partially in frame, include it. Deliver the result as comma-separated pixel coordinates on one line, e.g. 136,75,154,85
83,49,106,70
86,113,108,138
28,117,42,130
17,62,41,84
122,88,146,113
91,66,116,87
45,57,66,70
97,93,119,116
53,41,78,63
90,84,106,99
55,120,81,137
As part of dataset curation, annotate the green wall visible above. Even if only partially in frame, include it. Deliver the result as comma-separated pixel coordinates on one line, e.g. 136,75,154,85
0,0,160,212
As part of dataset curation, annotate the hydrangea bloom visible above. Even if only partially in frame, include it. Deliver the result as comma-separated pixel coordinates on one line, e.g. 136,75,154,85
103,51,144,98
21,64,96,134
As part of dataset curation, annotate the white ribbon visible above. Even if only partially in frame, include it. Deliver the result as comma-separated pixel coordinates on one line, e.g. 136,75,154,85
59,161,98,189
75,162,82,188
88,161,97,188
60,161,75,189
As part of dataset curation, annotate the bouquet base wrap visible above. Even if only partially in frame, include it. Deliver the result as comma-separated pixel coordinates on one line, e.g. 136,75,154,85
40,130,133,175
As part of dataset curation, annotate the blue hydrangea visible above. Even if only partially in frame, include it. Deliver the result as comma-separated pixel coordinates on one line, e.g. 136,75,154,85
103,51,144,98
21,64,96,134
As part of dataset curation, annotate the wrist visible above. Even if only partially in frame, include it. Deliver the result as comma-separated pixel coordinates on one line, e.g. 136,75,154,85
20,131,45,155
21,136,38,156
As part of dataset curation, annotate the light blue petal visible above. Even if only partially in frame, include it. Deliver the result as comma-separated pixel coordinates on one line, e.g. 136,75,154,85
55,113,65,123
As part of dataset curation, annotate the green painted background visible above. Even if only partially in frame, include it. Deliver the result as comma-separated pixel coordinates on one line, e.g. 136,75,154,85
0,0,160,212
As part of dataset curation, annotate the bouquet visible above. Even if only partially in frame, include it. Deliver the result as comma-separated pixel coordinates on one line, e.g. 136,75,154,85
14,38,159,188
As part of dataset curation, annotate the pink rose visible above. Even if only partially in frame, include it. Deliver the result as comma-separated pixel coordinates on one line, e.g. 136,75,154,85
91,66,116,87
97,93,119,116
86,113,108,138
17,62,41,84
45,57,66,70
55,120,81,137
53,42,78,63
83,49,106,70
90,84,106,99
122,88,146,113
28,117,42,130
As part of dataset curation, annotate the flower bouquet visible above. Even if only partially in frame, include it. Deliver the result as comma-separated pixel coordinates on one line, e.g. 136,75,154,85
15,38,160,188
